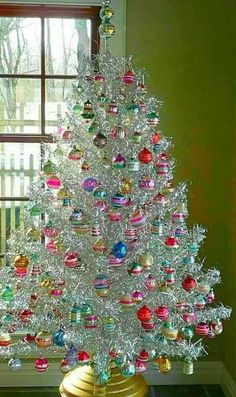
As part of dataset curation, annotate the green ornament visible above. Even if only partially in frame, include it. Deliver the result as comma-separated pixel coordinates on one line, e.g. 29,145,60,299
30,253,40,262
95,370,111,385
99,6,114,20
2,286,14,302
29,204,41,217
127,102,139,113
81,303,93,317
182,325,194,339
72,103,83,114
43,160,55,175
87,122,98,134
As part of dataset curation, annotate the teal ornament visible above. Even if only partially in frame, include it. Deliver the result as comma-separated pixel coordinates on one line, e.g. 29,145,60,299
93,186,107,199
182,255,195,265
30,253,40,262
188,243,199,256
87,122,98,134
81,303,93,317
95,369,111,385
63,197,71,207
146,111,159,126
120,363,136,378
1,286,13,302
70,304,82,325
2,313,13,323
52,327,66,347
182,325,194,339
127,102,139,113
112,241,128,259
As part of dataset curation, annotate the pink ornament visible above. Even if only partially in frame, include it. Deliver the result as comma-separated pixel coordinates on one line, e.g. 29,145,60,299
19,309,33,324
108,254,124,268
42,226,58,238
125,228,137,240
141,318,155,331
153,193,167,205
46,176,61,189
211,320,223,335
119,293,134,309
64,253,79,268
84,315,98,329
176,301,186,312
144,274,156,291
135,359,147,373
46,239,56,253
138,176,155,191
182,311,196,324
195,322,209,336
206,290,215,303
15,268,27,277
50,288,63,297
95,74,105,83
123,70,135,84
132,290,144,303
108,209,122,222
34,358,48,372
129,209,147,229
92,200,108,213
154,305,169,321
156,161,169,175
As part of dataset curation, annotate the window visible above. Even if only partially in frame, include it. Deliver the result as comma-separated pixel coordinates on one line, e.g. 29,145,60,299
0,4,100,262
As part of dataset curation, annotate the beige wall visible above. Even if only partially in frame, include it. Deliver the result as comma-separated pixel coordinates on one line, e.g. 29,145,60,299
126,0,235,377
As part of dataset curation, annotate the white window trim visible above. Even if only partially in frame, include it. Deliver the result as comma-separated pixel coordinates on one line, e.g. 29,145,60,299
0,0,126,57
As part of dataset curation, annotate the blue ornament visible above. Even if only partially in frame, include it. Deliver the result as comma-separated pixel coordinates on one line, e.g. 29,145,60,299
65,345,77,366
52,327,66,347
81,177,98,192
8,358,22,370
112,241,128,259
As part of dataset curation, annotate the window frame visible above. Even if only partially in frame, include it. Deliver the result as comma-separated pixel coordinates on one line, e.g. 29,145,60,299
0,3,100,143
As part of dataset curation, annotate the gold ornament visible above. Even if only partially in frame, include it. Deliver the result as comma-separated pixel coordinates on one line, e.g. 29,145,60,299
121,178,132,194
14,254,29,269
35,330,52,348
158,357,171,374
26,227,41,241
59,365,148,397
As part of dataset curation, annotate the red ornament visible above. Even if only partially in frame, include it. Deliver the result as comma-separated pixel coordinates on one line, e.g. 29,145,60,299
23,333,35,343
154,305,169,321
137,305,152,322
141,318,155,331
164,237,179,248
34,357,48,372
138,148,153,164
76,350,90,364
137,349,150,362
182,275,196,292
151,132,161,144
19,309,33,323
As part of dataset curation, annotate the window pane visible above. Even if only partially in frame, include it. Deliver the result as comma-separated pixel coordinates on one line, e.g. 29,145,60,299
45,18,91,75
45,78,73,134
0,200,27,264
0,143,41,197
0,78,41,134
0,17,40,74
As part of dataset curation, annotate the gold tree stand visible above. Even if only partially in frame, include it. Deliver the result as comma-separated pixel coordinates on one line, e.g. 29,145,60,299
59,365,148,397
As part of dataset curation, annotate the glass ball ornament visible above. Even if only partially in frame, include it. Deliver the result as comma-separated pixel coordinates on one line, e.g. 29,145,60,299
81,177,98,192
69,304,82,325
42,221,59,238
60,358,74,374
52,327,66,347
112,153,126,169
182,275,196,292
119,293,134,310
46,175,61,189
121,178,132,194
92,274,109,292
81,100,94,119
107,208,122,222
35,330,52,348
112,241,127,259
135,359,147,373
18,309,33,324
129,209,147,229
139,175,155,191
43,160,55,175
111,192,128,207
14,254,29,269
96,369,111,385
72,102,83,114
183,358,194,375
99,5,114,19
1,286,14,302
102,316,116,334
84,314,98,328
164,236,179,248
106,101,118,115
146,111,159,126
8,358,22,370
154,305,169,321
42,188,55,202
120,362,136,378
112,125,126,141
93,132,107,148
127,261,142,276
108,253,124,267
76,350,90,365
137,305,152,322
195,322,209,336
64,252,80,268
123,70,135,85
34,357,48,372
29,203,41,217
0,332,12,346
138,148,152,164
92,239,107,255
99,22,115,39
139,252,154,270
131,290,144,303
68,146,83,161
26,227,41,241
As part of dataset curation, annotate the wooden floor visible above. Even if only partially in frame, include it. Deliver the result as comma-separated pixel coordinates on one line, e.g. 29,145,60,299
0,385,225,397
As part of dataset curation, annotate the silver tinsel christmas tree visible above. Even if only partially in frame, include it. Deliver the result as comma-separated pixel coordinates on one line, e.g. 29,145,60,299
0,0,231,384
